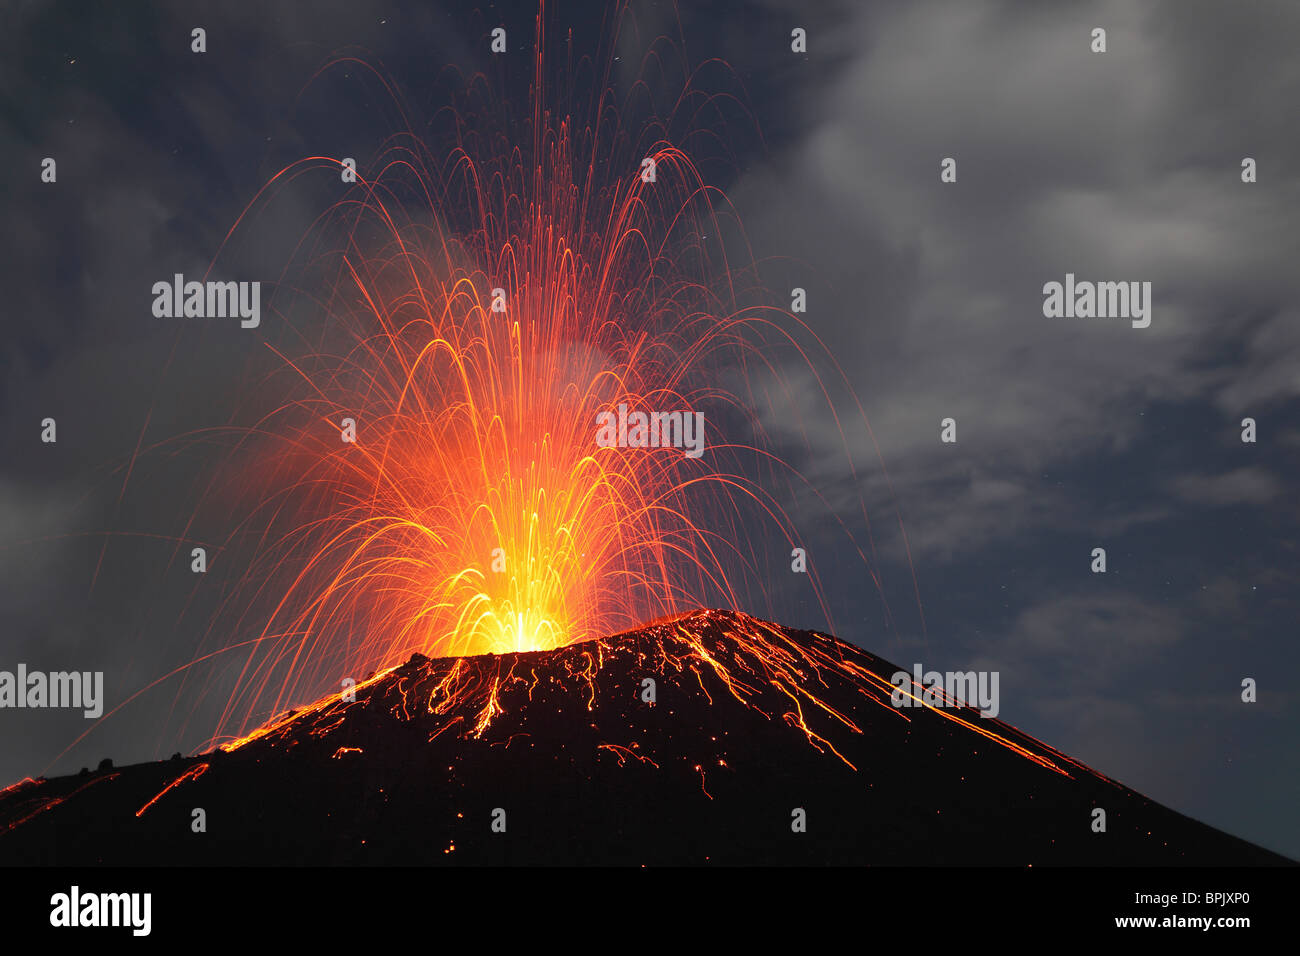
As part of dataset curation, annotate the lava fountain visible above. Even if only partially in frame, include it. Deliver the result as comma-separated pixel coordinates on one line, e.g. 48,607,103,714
177,8,887,748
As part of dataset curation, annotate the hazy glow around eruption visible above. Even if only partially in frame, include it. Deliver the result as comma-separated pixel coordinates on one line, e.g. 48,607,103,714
181,25,891,747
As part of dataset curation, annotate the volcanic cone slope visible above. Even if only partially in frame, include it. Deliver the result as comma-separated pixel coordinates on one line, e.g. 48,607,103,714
0,610,1287,864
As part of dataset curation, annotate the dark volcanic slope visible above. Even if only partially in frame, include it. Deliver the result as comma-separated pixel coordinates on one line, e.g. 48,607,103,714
0,610,1288,865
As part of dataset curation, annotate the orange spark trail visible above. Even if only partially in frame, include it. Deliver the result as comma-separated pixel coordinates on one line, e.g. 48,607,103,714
136,762,210,817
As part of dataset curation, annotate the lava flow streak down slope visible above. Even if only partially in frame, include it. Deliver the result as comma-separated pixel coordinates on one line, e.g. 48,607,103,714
0,610,1286,865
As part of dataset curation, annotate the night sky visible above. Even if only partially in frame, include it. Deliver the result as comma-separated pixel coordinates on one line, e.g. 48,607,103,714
2,0,1297,860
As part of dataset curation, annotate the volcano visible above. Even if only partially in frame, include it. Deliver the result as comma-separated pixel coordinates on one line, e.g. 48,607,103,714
0,610,1286,865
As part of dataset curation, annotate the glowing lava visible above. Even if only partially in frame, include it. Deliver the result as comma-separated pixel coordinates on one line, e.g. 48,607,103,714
184,45,847,747
162,11,897,754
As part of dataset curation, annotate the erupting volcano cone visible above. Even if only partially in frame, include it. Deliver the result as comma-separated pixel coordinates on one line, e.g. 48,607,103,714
0,610,1286,865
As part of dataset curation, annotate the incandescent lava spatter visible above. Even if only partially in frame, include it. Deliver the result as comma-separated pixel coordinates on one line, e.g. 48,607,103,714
0,610,1288,865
